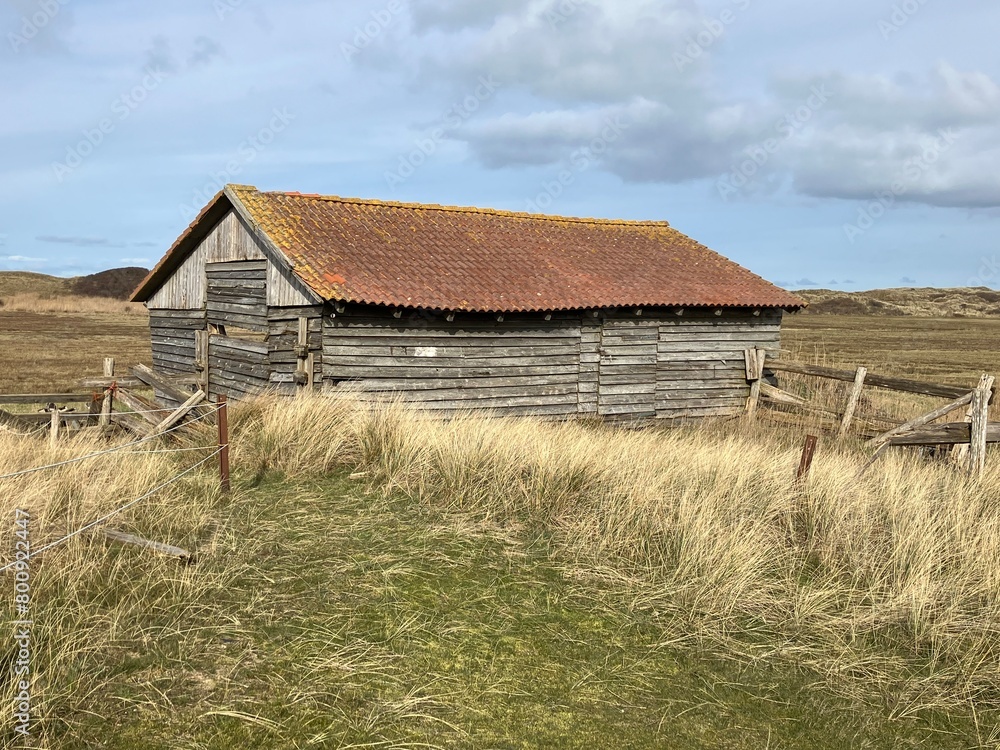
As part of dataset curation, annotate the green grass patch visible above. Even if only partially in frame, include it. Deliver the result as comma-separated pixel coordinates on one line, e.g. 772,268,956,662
34,472,992,748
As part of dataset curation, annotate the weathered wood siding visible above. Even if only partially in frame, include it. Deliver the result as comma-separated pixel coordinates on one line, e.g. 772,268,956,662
323,311,583,417
598,319,658,418
148,211,265,310
321,307,782,420
267,306,325,395
149,309,206,377
208,335,269,399
655,310,782,419
206,260,267,331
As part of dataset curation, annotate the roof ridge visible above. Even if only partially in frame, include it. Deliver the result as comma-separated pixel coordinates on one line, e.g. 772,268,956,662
230,184,672,228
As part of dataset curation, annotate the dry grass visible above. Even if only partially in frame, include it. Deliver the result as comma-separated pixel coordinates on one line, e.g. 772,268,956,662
0,293,144,316
231,394,1000,716
5,391,1000,745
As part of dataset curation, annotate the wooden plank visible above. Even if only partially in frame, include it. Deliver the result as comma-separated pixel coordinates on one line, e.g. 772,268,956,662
115,389,163,426
768,360,973,400
886,423,1000,446
759,382,807,406
131,364,201,407
865,392,974,448
839,366,868,437
96,527,192,563
153,390,206,434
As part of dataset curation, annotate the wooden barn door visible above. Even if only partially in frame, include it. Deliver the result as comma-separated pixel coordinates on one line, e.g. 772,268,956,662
597,319,657,418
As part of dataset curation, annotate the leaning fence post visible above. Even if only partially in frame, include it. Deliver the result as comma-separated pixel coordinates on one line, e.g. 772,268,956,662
218,394,231,494
745,347,765,417
100,357,115,428
796,435,819,481
839,366,868,437
969,377,994,476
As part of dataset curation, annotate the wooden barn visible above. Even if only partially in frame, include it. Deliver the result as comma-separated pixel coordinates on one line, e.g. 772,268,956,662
130,184,804,419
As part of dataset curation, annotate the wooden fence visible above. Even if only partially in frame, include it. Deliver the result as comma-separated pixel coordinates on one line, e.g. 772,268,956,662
743,348,997,476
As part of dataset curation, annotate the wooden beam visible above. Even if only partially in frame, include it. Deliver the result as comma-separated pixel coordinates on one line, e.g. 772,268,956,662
759,382,808,406
110,411,152,438
131,364,196,405
865,391,975,448
96,527,192,563
78,376,143,389
153,390,206,434
768,360,974,400
115,389,162,427
839,366,868,437
886,422,1000,446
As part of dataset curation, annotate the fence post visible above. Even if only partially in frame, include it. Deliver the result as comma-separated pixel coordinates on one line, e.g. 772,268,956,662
954,374,994,467
969,377,994,476
839,366,868,437
100,357,115,428
218,394,231,494
745,348,765,417
49,408,61,449
796,435,819,481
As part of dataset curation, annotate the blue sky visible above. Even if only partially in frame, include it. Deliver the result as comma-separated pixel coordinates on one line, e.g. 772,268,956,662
1,0,998,290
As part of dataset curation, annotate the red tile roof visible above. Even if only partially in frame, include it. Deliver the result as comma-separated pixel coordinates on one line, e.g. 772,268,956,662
133,184,805,312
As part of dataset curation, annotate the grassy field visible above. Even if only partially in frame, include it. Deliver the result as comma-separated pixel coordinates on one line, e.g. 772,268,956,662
5,303,1000,747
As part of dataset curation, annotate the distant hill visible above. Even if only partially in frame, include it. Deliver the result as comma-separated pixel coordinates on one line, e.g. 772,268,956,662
794,287,1000,318
69,267,149,299
0,267,149,301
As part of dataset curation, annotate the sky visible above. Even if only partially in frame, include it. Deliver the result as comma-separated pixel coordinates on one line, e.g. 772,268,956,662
1,0,999,291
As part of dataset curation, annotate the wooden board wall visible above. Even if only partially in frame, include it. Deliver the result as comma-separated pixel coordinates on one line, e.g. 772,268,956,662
148,211,265,310
267,306,325,395
322,307,782,420
323,311,583,417
147,208,321,310
206,260,267,331
149,309,206,377
655,310,782,419
208,334,269,399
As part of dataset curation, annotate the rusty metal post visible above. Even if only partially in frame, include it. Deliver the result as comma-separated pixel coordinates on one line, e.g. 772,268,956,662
218,395,231,494
796,435,819,481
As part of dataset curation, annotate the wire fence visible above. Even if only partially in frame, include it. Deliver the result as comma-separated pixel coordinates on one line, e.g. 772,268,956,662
0,399,230,571
0,404,224,483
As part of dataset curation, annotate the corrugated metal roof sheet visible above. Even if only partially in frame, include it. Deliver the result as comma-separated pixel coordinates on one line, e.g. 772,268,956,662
133,184,805,312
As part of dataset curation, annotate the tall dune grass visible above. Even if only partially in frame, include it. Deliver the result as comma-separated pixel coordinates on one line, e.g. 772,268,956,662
4,391,1000,740
233,394,1000,712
